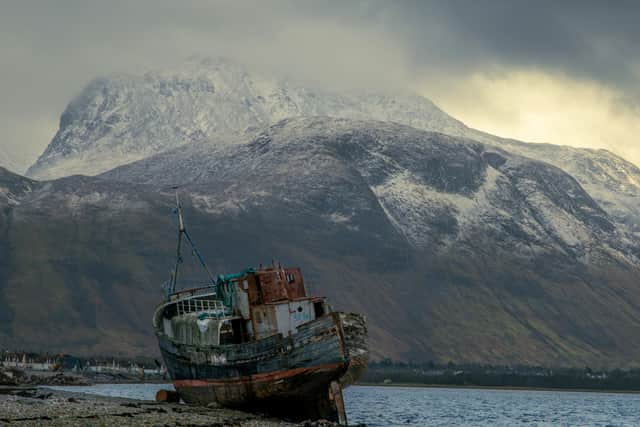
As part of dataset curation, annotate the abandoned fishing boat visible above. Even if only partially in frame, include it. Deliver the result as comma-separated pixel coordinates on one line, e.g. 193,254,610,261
152,194,368,422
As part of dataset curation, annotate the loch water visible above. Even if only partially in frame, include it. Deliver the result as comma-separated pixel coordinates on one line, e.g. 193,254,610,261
47,383,640,426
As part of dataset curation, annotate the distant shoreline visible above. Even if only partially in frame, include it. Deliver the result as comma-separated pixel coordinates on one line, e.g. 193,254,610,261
356,382,640,394
43,381,640,395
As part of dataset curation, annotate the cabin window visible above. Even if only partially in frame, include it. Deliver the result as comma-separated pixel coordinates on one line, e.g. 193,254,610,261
313,301,325,318
219,319,245,345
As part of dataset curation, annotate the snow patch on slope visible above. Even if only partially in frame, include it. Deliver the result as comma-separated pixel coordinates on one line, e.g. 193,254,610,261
371,166,506,247
465,131,640,235
28,57,465,180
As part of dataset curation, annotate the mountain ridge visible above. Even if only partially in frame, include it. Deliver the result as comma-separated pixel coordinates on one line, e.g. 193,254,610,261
26,58,465,180
6,59,640,367
5,118,640,367
26,57,640,240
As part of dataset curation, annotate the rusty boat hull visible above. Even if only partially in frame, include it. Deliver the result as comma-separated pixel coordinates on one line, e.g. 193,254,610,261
156,312,367,421
155,197,368,422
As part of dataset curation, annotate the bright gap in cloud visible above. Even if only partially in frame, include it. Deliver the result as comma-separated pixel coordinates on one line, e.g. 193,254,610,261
422,70,640,166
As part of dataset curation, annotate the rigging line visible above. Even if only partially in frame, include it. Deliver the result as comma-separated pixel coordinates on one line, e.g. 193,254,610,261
170,188,217,294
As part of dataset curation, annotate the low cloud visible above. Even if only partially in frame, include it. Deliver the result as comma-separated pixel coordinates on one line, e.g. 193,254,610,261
0,0,639,172
422,70,640,165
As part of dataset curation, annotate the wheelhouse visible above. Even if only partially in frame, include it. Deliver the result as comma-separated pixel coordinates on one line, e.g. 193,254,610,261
154,266,331,346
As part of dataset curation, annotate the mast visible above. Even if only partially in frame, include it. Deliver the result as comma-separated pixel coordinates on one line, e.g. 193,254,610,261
170,190,185,294
169,189,217,295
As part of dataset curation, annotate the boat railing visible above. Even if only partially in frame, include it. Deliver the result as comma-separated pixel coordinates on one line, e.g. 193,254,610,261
163,278,218,302
172,286,217,299
176,298,226,316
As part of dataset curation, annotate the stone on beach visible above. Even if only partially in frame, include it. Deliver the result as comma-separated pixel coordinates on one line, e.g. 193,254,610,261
0,388,346,426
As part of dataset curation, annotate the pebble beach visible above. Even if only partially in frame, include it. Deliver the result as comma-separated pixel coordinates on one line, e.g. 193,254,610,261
0,387,340,427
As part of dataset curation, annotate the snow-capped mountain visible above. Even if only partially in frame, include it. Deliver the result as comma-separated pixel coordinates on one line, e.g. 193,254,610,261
27,57,640,239
13,58,640,365
26,57,465,180
6,118,640,365
507,143,640,234
0,166,35,206
103,117,631,261
464,130,640,234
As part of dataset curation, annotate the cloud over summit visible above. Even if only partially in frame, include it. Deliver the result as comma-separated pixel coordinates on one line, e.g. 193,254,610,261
1,0,638,171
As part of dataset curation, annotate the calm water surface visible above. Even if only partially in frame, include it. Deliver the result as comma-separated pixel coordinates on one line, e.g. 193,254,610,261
47,383,640,426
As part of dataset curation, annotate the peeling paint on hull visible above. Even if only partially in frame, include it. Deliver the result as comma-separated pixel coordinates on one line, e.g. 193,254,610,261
174,362,348,420
156,312,368,421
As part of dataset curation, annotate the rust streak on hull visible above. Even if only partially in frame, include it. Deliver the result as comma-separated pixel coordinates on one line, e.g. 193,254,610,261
173,362,346,388
153,259,368,422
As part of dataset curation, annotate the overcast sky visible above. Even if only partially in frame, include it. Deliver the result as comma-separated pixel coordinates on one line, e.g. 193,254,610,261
1,0,639,172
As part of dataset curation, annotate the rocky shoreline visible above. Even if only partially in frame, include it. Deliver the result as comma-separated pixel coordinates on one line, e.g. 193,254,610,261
0,365,172,387
0,367,357,426
0,387,345,426
0,368,91,387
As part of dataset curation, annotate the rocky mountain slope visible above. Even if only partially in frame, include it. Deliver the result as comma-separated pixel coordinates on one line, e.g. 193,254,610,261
104,117,632,258
26,57,640,241
466,130,640,235
11,57,640,367
5,119,640,367
26,58,465,180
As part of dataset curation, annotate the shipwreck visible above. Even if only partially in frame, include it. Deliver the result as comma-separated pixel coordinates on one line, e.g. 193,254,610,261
153,193,368,423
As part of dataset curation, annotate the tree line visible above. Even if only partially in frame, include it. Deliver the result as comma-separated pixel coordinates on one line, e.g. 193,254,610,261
360,360,640,391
